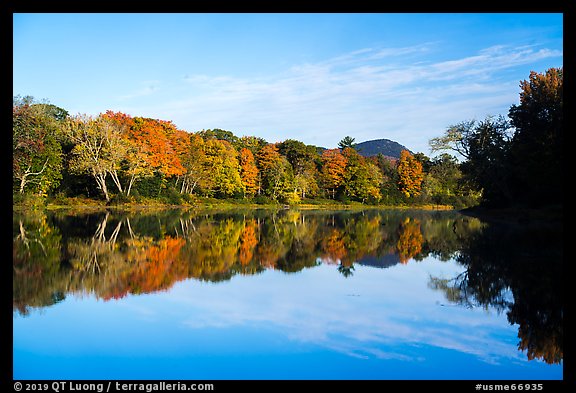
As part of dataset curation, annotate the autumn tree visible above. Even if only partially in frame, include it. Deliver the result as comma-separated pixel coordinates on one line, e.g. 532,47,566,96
166,128,200,196
102,111,144,196
178,134,210,194
427,68,562,208
508,67,563,206
13,96,64,196
104,111,191,197
239,148,259,198
256,143,282,174
256,143,296,202
293,170,320,199
129,117,186,179
63,115,129,201
397,150,424,198
320,149,347,199
203,139,244,197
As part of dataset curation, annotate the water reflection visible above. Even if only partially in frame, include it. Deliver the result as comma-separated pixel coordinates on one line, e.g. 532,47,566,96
13,208,562,365
428,219,563,365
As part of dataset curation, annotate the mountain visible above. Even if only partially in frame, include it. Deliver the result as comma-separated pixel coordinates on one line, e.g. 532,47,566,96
354,138,412,159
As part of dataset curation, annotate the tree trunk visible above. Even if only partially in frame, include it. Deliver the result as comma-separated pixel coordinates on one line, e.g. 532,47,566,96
126,174,136,197
110,170,124,194
93,171,110,201
18,159,48,194
180,176,187,194
19,175,27,194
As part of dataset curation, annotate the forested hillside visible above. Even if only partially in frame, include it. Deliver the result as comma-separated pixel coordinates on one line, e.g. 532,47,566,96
354,138,412,159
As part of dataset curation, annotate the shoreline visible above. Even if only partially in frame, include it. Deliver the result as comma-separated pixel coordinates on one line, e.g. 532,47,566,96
13,196,455,212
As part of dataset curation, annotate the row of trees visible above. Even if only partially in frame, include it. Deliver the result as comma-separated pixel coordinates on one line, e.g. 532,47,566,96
13,99,476,208
14,68,560,208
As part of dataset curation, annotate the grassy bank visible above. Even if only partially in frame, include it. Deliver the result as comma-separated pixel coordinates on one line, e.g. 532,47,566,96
13,194,455,212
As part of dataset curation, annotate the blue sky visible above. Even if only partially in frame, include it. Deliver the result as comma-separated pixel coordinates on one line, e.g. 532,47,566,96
13,13,563,154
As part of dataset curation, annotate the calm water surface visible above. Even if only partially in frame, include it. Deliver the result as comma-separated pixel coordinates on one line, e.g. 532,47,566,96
13,209,562,379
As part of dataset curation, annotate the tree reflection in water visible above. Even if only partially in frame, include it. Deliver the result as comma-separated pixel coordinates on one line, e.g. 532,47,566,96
13,208,561,364
428,218,562,365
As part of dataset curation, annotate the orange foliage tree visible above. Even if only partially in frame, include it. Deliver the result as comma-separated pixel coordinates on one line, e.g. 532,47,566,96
397,149,424,198
129,117,186,178
103,111,188,195
239,148,259,198
321,149,347,199
255,143,283,197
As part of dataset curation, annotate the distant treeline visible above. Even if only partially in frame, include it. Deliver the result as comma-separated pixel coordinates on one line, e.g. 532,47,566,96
13,68,562,209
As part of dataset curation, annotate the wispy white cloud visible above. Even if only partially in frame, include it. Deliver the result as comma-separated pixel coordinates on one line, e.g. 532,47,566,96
161,262,525,366
120,43,561,153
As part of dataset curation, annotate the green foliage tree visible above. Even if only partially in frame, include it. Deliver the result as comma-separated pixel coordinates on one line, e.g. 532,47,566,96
255,143,291,200
373,154,401,204
338,136,356,150
429,116,512,206
429,120,477,160
278,139,320,199
342,148,382,203
461,116,513,206
238,135,268,155
198,128,240,148
429,68,563,208
13,96,63,196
